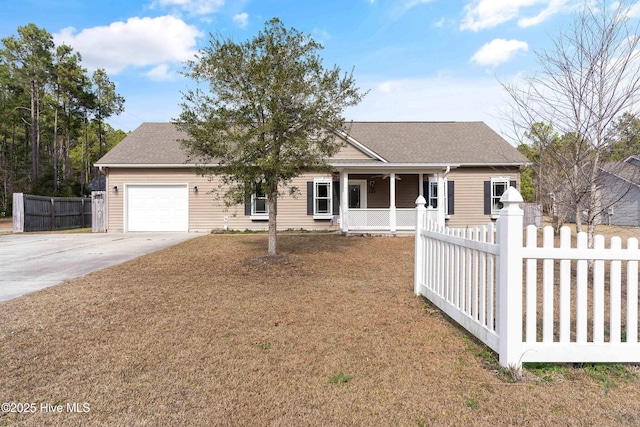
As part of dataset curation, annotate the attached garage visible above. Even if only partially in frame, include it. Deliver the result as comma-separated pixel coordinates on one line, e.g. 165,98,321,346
125,184,188,232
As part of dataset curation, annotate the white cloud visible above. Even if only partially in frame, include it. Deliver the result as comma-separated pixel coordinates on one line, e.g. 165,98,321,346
378,81,394,93
386,0,435,20
404,0,435,10
471,38,529,67
147,63,174,81
54,16,202,74
518,0,567,27
460,0,568,31
619,1,640,18
312,28,332,43
233,12,249,28
151,0,225,16
345,75,513,137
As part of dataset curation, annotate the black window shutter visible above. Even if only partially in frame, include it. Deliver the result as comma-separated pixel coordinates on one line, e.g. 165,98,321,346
510,180,517,189
244,183,251,216
332,181,340,215
483,181,491,215
306,181,313,215
447,181,455,215
423,181,429,198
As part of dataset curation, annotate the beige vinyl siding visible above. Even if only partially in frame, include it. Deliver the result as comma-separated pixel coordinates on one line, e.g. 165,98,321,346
105,168,337,232
445,167,520,227
104,166,522,232
395,175,420,208
329,142,373,160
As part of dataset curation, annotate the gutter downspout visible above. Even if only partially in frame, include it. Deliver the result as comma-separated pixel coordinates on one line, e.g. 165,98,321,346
436,166,450,226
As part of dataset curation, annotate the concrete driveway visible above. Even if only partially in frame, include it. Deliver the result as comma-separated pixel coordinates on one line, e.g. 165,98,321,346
0,232,200,302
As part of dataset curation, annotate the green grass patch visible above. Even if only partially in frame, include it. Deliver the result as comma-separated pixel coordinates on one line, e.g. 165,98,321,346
525,363,568,383
584,363,636,394
329,371,353,387
465,397,480,410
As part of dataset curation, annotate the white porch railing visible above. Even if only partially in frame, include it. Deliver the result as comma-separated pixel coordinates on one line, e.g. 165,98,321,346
348,208,390,230
347,208,433,232
397,208,417,230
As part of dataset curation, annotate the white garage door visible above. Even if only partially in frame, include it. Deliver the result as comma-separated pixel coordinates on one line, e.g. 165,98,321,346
126,184,188,232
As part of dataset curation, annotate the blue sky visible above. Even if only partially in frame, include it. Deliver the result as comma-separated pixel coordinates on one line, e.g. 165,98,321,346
3,0,634,137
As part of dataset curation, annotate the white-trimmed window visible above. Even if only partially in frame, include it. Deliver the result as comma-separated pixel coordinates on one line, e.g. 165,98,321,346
490,178,510,215
313,178,332,218
428,177,449,215
251,183,268,218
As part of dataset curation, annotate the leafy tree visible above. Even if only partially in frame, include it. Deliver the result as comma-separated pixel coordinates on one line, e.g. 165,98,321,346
522,123,595,231
502,0,640,246
92,69,124,159
177,18,366,255
69,122,125,194
51,44,86,192
1,23,54,183
0,23,125,208
606,112,640,161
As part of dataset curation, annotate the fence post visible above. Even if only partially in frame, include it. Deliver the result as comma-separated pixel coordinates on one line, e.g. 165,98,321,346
414,195,427,295
50,197,56,231
92,191,106,232
497,187,524,368
12,193,24,232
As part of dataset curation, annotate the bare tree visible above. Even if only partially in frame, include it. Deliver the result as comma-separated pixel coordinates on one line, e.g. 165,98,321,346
502,0,640,246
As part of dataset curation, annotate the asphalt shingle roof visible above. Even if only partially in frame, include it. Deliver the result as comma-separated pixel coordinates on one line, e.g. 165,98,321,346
600,156,640,187
95,121,529,166
345,121,528,164
96,123,191,165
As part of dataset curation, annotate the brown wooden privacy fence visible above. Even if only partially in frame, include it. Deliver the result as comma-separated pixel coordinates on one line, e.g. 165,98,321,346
13,193,93,232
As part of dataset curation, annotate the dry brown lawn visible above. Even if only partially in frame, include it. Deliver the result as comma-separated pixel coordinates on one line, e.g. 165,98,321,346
1,232,640,426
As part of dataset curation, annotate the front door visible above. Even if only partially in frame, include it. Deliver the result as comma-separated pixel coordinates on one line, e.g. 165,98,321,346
348,180,367,209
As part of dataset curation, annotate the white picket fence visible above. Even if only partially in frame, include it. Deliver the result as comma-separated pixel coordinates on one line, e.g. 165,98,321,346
414,187,640,368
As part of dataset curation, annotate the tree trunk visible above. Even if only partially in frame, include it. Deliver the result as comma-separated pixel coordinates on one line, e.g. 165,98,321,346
53,106,58,193
30,80,38,182
268,192,277,256
573,162,582,234
98,119,103,159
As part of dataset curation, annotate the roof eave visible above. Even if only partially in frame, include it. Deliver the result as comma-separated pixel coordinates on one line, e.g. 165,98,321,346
96,161,528,169
330,162,461,170
598,166,640,189
95,163,218,168
456,162,530,167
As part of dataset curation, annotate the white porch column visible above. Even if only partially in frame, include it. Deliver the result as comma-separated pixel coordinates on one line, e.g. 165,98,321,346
390,172,396,233
340,170,349,232
436,172,445,226
418,173,424,197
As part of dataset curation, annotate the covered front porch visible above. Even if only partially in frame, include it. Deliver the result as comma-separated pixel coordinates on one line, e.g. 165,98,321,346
336,168,450,233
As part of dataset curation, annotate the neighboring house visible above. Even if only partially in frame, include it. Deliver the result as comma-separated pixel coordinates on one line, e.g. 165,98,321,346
599,155,640,226
94,121,529,233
